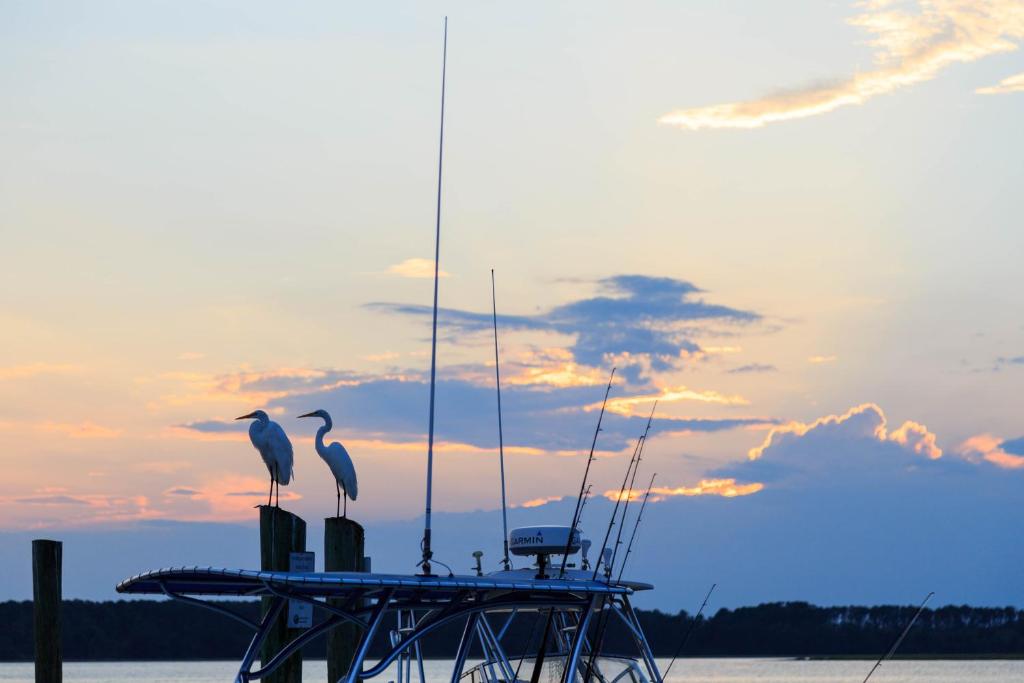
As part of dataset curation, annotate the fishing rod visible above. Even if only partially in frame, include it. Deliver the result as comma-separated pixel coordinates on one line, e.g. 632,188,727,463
663,583,717,679
531,369,615,683
490,269,511,571
583,451,655,683
862,592,934,683
606,402,656,578
616,472,656,583
576,484,594,532
591,424,646,581
419,16,448,577
557,367,615,578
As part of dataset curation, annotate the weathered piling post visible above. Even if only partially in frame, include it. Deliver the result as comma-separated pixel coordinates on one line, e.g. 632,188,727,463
260,506,307,683
324,517,365,683
32,539,62,683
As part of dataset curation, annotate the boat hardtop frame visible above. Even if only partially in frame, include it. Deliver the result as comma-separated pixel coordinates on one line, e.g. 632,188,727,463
117,566,661,683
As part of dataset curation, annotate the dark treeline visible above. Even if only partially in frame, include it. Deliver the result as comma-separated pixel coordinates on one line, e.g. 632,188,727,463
1,600,1022,661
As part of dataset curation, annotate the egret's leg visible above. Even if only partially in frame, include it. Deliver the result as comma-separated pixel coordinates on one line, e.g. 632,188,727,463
336,482,341,518
274,464,280,507
267,474,273,507
343,492,347,518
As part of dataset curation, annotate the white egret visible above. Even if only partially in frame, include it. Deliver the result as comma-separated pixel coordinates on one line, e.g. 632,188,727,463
236,410,294,508
297,409,357,518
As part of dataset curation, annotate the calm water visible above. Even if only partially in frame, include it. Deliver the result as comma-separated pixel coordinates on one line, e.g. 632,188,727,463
1,659,1022,682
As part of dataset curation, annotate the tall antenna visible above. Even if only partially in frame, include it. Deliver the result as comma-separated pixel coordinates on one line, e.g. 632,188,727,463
491,269,511,571
420,16,448,576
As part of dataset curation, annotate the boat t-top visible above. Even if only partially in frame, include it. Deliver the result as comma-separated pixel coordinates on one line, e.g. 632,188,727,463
117,524,662,683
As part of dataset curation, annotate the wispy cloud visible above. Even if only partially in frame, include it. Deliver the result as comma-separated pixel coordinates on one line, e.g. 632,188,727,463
808,355,837,364
995,355,1024,368
387,258,450,279
370,274,760,381
956,433,1024,469
0,362,83,380
976,71,1024,94
0,420,123,439
594,385,750,418
727,363,778,374
660,1,1024,130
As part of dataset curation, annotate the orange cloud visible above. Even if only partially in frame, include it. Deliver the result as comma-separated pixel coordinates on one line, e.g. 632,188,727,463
807,355,837,364
501,347,608,388
0,362,83,380
660,1,1024,130
518,495,566,508
604,478,764,502
749,403,942,461
0,420,122,439
956,434,1024,469
386,258,450,279
976,71,1024,94
593,385,750,418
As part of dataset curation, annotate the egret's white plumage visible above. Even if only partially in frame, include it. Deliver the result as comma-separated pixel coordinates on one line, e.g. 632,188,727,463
236,410,294,507
298,409,357,517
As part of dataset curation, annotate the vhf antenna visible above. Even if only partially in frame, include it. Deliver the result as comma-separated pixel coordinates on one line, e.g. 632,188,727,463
420,16,448,576
491,269,511,571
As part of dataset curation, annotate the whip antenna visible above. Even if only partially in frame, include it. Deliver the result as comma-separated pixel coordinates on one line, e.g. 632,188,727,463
862,592,934,683
491,269,511,570
420,16,448,576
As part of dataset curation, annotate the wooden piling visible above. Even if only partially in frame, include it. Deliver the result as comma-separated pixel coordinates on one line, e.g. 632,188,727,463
32,539,61,683
324,517,365,683
260,506,307,683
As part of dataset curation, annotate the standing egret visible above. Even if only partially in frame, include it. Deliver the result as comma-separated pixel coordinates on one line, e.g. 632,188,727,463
236,410,294,508
297,409,357,518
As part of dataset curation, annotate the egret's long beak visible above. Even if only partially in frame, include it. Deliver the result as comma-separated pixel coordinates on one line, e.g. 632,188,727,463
297,412,317,419
236,412,258,420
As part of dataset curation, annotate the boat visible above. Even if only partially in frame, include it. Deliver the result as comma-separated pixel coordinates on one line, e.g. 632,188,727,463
116,524,662,683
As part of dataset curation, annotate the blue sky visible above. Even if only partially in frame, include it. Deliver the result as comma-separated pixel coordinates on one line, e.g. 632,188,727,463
1,1,1022,608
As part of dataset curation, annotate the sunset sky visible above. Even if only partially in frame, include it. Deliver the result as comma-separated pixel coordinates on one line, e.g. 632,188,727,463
1,1,1022,607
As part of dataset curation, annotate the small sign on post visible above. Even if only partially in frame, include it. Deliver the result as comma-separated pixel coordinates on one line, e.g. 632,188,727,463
288,551,315,629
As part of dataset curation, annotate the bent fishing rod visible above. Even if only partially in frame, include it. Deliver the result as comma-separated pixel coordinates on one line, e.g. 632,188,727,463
862,591,935,683
585,464,655,683
607,403,656,578
531,368,615,683
591,421,647,580
616,472,657,583
557,367,615,578
663,583,717,679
